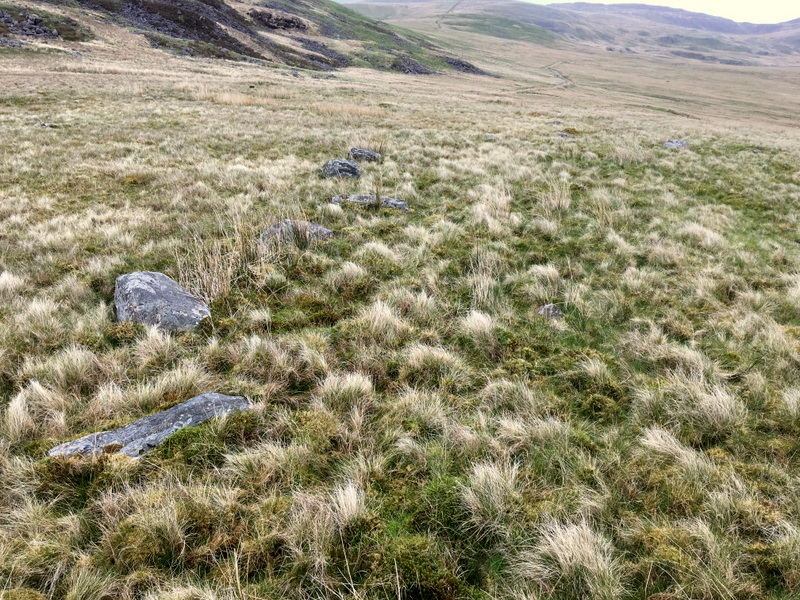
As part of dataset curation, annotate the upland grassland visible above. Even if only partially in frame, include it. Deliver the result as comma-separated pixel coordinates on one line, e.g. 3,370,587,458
2,31,800,599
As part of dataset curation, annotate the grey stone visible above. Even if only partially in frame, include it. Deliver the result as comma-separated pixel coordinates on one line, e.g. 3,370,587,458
349,148,381,162
115,271,210,331
557,132,574,139
259,219,334,244
331,194,408,212
484,134,497,141
752,147,762,153
538,304,564,319
321,159,361,178
549,120,562,125
48,393,250,458
664,139,688,149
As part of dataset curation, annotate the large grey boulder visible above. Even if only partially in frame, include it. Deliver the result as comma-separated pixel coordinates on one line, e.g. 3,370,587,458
48,393,250,458
664,139,688,149
259,219,334,244
115,272,210,331
538,304,564,319
349,148,381,162
321,159,361,178
331,194,409,212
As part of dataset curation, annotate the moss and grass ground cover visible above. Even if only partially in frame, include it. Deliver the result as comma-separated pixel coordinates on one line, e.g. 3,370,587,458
0,42,800,599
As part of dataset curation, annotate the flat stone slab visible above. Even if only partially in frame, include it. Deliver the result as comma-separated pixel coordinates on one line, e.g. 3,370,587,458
331,194,409,212
115,271,210,331
664,139,688,149
349,148,381,162
48,393,250,458
321,159,361,178
538,304,565,319
259,219,334,244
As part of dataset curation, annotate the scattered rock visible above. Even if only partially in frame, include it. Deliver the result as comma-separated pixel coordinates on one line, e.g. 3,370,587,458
259,220,334,244
349,148,381,162
484,134,497,141
752,147,762,153
664,139,688,149
40,122,58,128
549,120,562,125
0,10,59,38
47,393,250,458
332,194,409,212
115,271,211,331
443,56,489,76
557,132,574,139
538,304,564,319
321,159,361,179
391,55,434,75
248,9,306,31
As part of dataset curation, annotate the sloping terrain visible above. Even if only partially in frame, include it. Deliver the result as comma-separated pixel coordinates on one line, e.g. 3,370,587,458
0,0,487,71
345,0,800,63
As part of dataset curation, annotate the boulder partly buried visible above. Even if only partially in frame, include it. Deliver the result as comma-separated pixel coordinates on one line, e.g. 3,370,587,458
349,148,381,162
48,393,250,458
321,159,361,178
115,271,210,331
259,219,334,244
331,194,409,212
664,139,688,149
538,304,564,319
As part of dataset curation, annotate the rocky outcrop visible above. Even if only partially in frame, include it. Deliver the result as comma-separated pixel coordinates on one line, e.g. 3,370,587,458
321,159,361,178
331,194,409,212
538,304,565,319
115,271,210,331
48,393,250,458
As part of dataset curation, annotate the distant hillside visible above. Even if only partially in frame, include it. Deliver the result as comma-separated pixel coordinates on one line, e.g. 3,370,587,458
343,0,800,61
0,0,489,72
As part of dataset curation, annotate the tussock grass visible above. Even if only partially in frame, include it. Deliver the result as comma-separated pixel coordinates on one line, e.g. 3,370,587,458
2,41,800,600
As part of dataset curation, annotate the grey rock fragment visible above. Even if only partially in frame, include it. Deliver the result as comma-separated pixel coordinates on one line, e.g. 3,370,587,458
557,132,574,138
321,159,361,178
331,194,408,212
549,120,562,125
484,134,497,141
752,147,762,153
664,139,688,149
259,219,334,244
349,148,381,162
538,304,564,319
48,393,250,458
115,271,210,331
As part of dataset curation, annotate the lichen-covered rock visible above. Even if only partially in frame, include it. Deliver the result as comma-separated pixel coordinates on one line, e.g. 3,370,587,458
349,148,381,162
664,139,688,149
48,393,250,458
538,304,564,319
259,219,334,244
321,159,361,178
331,194,409,212
115,271,210,331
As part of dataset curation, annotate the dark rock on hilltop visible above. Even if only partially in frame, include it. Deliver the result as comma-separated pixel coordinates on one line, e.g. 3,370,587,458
48,393,250,458
260,220,334,244
349,148,381,162
322,159,361,178
115,271,210,331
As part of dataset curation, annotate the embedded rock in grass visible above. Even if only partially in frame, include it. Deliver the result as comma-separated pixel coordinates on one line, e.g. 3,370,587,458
259,219,334,244
115,271,210,331
321,159,361,178
664,139,688,149
47,393,250,458
331,194,409,212
538,304,564,319
484,134,497,141
557,131,574,138
349,148,381,162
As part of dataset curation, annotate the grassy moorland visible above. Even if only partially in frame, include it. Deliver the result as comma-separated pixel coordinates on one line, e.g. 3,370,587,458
2,21,800,600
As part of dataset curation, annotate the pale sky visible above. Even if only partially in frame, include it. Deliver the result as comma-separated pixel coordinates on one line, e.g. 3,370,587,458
537,1,800,24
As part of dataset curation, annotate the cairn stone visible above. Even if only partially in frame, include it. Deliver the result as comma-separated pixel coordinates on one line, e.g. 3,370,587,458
48,393,250,458
349,148,381,162
321,159,361,178
538,304,564,319
259,219,334,244
115,271,210,331
331,194,409,212
664,139,688,149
